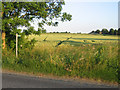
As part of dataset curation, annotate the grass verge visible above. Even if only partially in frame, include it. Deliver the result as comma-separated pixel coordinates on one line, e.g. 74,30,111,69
2,42,119,84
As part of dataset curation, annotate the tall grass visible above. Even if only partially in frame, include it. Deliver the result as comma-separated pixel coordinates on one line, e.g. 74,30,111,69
2,34,119,83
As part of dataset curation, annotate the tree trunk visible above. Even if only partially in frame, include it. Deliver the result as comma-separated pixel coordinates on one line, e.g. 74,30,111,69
2,31,6,49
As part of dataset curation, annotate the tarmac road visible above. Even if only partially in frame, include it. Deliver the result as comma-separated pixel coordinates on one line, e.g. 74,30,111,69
2,73,118,88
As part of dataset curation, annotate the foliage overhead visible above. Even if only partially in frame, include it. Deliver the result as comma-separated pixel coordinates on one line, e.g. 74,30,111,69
2,1,72,49
2,1,72,31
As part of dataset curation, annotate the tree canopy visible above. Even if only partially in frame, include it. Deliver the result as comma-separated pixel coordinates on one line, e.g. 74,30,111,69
95,29,100,34
2,1,72,49
109,28,114,35
101,28,109,35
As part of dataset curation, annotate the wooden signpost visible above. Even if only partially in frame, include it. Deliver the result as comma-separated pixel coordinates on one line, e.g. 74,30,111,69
16,33,21,58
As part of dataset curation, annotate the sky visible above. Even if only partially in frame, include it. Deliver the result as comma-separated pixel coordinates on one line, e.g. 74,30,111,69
18,0,119,33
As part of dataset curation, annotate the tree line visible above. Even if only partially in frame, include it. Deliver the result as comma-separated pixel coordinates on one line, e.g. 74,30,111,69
49,31,70,33
23,27,47,35
89,28,120,35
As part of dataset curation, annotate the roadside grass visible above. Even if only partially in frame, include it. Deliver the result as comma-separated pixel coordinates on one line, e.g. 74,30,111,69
2,34,119,83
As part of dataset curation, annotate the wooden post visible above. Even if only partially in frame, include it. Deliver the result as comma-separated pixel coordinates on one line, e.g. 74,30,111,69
2,31,6,49
16,33,18,58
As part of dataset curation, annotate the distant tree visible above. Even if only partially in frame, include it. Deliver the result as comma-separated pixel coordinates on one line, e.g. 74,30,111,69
102,28,109,35
118,28,120,35
77,32,81,34
42,29,46,33
89,31,95,34
95,29,100,34
114,29,118,35
109,28,114,35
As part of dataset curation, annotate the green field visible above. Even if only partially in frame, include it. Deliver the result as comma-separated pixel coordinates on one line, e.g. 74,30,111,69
28,33,119,46
2,33,119,83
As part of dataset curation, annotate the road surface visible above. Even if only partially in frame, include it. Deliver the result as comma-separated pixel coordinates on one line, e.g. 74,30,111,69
2,73,118,88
